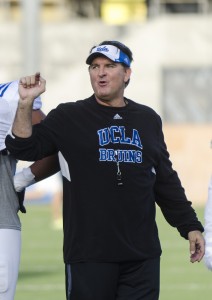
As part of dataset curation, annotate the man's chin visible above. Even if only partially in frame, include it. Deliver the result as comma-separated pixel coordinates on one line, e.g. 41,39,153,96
95,96,112,106
95,94,110,101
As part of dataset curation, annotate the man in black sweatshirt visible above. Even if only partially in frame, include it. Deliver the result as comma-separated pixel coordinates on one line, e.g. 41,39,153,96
6,40,205,300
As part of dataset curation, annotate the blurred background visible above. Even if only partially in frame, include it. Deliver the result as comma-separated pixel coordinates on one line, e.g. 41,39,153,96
0,1,211,299
0,1,211,207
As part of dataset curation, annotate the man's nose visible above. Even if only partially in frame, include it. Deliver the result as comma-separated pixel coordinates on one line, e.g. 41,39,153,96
98,67,106,77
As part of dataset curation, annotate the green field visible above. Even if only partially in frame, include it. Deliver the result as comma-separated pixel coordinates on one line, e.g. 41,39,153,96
15,204,211,300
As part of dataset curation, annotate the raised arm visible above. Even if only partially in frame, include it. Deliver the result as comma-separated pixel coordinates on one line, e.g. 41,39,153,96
14,101,60,189
13,74,60,212
12,72,46,138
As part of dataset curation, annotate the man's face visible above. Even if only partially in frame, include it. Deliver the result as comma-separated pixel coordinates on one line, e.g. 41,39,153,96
88,56,131,105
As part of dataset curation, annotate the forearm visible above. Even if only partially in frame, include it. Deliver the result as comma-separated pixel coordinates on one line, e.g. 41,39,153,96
156,184,204,238
12,100,33,138
30,154,60,182
14,155,60,192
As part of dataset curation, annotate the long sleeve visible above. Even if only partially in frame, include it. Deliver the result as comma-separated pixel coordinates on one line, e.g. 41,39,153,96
154,119,204,239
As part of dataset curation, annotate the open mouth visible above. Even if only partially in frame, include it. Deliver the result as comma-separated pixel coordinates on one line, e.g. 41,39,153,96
99,80,107,86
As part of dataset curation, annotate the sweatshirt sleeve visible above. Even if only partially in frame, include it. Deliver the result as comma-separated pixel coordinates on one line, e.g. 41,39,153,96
5,107,60,161
154,118,204,239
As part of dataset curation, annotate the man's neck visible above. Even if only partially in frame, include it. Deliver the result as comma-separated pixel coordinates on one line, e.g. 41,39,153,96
95,96,127,107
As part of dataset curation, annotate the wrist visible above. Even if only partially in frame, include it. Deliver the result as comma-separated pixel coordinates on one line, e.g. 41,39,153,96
18,98,34,108
14,167,35,192
23,167,35,182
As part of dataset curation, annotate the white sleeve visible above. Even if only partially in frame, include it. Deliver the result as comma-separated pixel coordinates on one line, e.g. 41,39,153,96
14,167,35,192
0,80,42,110
32,96,42,110
204,176,212,270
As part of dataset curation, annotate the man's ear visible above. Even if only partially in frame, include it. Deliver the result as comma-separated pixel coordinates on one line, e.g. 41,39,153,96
125,67,132,83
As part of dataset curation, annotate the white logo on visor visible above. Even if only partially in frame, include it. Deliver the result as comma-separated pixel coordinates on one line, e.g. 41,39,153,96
96,46,109,52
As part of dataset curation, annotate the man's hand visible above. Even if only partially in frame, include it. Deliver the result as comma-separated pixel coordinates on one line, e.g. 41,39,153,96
19,72,46,103
11,72,46,138
188,230,205,263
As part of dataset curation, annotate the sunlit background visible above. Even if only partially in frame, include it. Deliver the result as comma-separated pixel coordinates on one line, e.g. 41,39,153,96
0,0,211,205
0,0,212,300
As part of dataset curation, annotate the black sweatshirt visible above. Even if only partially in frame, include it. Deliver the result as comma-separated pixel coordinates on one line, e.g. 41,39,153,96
6,95,204,263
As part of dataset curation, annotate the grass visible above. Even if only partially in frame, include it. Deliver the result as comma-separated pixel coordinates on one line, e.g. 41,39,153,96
15,204,211,300
158,206,212,300
16,205,65,300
